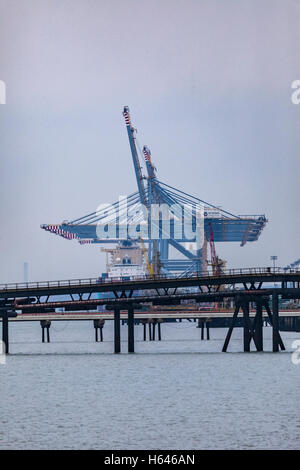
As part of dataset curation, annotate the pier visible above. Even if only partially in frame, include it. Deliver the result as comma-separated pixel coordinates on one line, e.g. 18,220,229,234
1,267,300,354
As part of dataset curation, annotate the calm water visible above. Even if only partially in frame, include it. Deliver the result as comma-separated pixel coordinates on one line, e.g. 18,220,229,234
0,320,299,450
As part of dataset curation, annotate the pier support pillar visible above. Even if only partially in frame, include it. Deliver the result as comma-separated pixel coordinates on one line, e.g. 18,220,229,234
263,298,285,351
128,306,134,353
93,319,105,342
2,314,9,354
114,308,121,353
242,301,251,352
152,321,156,341
222,300,241,352
40,320,51,343
206,321,210,341
157,319,162,341
242,300,265,352
199,319,210,340
142,321,147,341
141,320,158,341
223,294,285,353
255,300,263,352
148,320,153,341
272,293,280,352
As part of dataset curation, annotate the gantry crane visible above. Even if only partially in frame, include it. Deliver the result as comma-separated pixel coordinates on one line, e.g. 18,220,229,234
41,106,268,276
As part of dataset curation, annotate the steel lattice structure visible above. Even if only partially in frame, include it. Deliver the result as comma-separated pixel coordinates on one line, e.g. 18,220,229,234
41,107,267,274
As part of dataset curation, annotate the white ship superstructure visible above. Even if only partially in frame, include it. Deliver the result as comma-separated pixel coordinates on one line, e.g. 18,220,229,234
101,241,147,279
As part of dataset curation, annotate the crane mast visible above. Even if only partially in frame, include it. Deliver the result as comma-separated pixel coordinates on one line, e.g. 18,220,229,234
143,146,156,181
123,107,161,274
142,145,163,272
123,107,147,207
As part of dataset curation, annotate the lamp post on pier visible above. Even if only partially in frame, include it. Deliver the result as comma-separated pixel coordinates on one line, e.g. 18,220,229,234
271,255,278,271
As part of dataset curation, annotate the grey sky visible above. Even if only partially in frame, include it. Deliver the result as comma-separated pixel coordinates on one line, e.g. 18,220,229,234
0,0,299,282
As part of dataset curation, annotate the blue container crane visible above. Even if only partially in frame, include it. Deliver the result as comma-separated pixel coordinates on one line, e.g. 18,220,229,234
41,107,267,275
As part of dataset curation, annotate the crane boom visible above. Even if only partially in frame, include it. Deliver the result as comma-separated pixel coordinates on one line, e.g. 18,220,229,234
143,145,156,181
123,107,147,207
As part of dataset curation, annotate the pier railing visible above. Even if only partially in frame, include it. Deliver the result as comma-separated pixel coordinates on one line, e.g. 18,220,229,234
0,267,299,292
